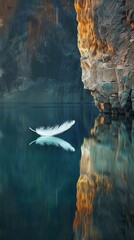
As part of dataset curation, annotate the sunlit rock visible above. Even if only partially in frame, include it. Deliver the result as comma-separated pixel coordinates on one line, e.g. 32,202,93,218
74,0,134,113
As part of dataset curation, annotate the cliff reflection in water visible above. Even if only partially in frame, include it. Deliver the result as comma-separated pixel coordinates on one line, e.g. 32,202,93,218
74,116,134,240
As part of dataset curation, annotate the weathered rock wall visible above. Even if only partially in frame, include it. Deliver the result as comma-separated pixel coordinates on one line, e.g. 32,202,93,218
75,0,134,113
0,0,90,103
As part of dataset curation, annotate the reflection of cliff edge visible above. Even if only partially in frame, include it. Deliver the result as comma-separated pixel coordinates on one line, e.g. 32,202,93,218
75,0,134,113
73,116,134,240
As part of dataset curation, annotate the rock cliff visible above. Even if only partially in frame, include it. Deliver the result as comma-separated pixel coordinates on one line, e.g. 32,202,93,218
0,0,90,103
75,0,134,113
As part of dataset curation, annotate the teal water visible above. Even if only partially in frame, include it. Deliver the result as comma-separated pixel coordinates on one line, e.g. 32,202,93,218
0,104,133,240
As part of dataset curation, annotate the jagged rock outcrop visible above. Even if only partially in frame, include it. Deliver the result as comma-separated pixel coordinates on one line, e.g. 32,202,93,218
0,0,90,103
73,116,134,240
75,0,134,113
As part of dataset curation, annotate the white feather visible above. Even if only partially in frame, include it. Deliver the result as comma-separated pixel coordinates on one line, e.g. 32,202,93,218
29,120,75,136
29,136,75,152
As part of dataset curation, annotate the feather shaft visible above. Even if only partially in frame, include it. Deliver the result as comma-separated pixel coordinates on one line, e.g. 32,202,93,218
29,127,36,133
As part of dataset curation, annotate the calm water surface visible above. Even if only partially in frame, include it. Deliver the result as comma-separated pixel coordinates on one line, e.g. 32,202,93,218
0,104,133,240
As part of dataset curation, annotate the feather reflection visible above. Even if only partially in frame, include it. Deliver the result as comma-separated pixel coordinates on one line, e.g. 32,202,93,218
29,136,75,152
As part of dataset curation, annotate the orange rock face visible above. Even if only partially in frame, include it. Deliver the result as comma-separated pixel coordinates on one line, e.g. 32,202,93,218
74,0,134,113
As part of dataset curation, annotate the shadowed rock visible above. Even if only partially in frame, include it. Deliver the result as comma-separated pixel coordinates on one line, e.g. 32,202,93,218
0,0,90,103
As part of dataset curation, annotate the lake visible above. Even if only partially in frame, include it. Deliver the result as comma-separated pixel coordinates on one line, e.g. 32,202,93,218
0,104,133,240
